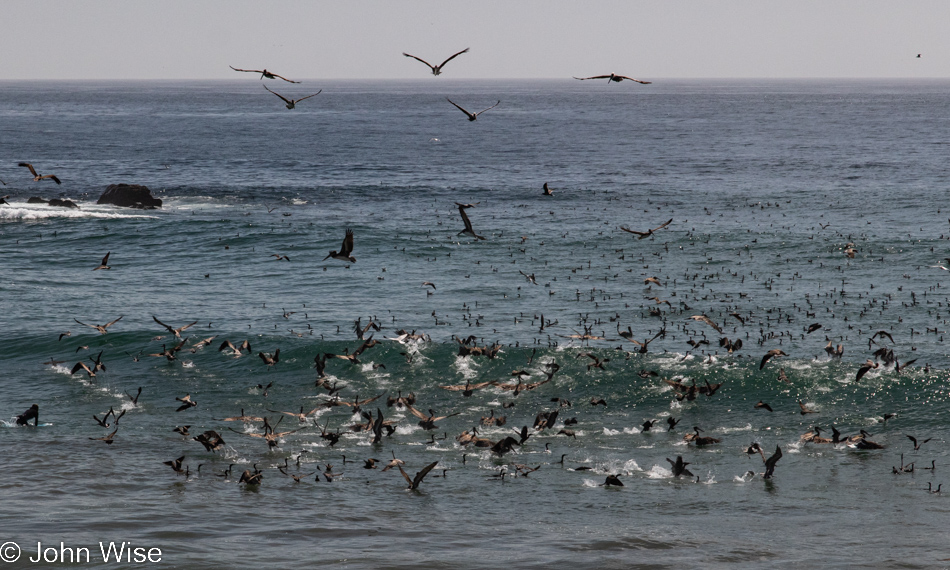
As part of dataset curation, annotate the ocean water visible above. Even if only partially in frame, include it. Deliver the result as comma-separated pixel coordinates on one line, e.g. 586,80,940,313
2,79,950,568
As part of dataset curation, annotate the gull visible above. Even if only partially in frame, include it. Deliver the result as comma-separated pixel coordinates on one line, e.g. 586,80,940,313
620,218,672,239
74,315,123,335
324,229,356,262
229,65,300,83
398,461,440,490
456,202,486,240
573,73,651,85
18,162,61,184
402,47,469,76
152,316,198,338
446,98,500,122
93,252,111,271
263,84,321,109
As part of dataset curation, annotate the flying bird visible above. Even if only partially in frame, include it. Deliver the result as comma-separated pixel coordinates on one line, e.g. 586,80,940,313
263,84,321,109
324,229,356,263
446,98,500,122
18,162,61,184
759,349,788,370
74,315,123,335
229,65,299,83
573,73,651,85
620,218,672,239
398,461,440,490
93,252,111,271
456,202,486,240
402,48,469,76
152,316,198,338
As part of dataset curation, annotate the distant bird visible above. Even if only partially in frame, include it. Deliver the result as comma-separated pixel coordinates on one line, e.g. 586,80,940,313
620,218,672,239
18,162,61,184
906,434,932,451
806,323,822,334
175,394,197,412
93,252,111,271
422,281,437,290
798,400,818,415
855,359,879,382
666,416,681,431
324,229,356,263
759,349,787,370
152,315,198,338
164,456,186,474
690,314,722,334
402,48,469,76
755,401,773,412
446,98,500,122
398,461,440,490
573,73,651,85
90,428,118,445
543,183,554,196
263,84,321,109
74,315,123,335
229,65,299,83
259,348,280,367
456,202,486,240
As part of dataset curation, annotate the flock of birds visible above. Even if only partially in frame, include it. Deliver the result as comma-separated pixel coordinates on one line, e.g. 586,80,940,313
6,52,946,502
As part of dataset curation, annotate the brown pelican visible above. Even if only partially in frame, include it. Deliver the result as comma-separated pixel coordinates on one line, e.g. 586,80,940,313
90,428,118,444
620,218,672,239
446,98,500,122
175,394,197,412
152,315,197,338
402,48,469,76
324,229,356,262
407,405,460,430
798,400,818,415
258,348,280,367
93,252,111,271
229,65,300,83
18,162,61,184
573,73,651,85
759,349,788,370
263,84,321,109
690,314,723,334
456,202,486,240
74,315,123,335
398,461,440,490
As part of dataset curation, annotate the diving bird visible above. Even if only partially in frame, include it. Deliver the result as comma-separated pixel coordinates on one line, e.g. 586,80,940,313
573,73,651,85
602,474,624,487
620,218,672,239
667,456,693,478
759,349,787,370
446,98,500,122
324,229,356,263
456,202,486,240
229,65,299,83
18,162,61,184
402,48,469,76
906,434,932,451
263,84,321,109
763,445,783,479
93,252,111,271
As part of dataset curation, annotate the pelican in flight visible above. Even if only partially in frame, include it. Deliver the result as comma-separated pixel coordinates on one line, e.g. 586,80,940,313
93,252,111,271
402,48,469,76
324,229,356,263
621,218,672,239
18,162,61,184
573,73,651,85
263,85,321,109
74,315,123,335
229,65,300,83
446,98,500,122
456,202,486,240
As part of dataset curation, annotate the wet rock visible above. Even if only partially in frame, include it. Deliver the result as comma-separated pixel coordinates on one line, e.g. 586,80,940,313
97,183,162,209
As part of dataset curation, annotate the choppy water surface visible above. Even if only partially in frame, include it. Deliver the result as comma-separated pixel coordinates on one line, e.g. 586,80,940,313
2,79,950,569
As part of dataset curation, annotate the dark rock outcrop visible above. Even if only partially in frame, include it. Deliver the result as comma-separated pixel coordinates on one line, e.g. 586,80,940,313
97,184,162,209
27,197,48,204
48,198,79,209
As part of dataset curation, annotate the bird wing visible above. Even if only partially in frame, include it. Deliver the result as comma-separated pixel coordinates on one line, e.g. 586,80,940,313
616,75,652,85
432,411,462,422
402,53,436,71
397,464,414,486
412,461,440,488
572,75,611,80
620,226,650,237
100,252,110,266
437,48,470,69
405,405,428,420
18,162,38,177
446,98,473,118
152,315,174,332
458,204,475,232
263,84,292,104
45,175,62,184
73,318,98,330
230,66,262,73
268,71,300,83
356,393,385,406
340,229,354,257
103,315,124,329
652,218,673,231
474,101,501,117
294,90,322,103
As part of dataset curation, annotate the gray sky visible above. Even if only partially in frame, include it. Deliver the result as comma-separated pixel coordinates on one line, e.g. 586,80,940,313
2,1,946,80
